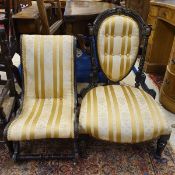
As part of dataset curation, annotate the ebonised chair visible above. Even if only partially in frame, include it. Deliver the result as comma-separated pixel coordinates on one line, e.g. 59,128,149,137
4,35,79,163
79,7,171,161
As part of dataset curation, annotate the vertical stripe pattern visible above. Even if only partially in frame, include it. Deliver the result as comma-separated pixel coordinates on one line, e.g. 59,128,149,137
79,85,171,143
7,35,75,141
97,15,140,82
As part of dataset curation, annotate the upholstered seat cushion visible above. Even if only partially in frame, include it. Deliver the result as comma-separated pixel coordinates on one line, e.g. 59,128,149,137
7,98,74,141
79,85,171,143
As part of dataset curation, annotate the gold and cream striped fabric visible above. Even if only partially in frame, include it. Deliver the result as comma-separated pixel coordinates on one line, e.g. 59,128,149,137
97,15,139,82
79,85,171,143
7,35,75,141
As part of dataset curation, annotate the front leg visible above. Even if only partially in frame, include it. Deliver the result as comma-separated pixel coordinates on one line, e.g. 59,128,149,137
155,135,170,162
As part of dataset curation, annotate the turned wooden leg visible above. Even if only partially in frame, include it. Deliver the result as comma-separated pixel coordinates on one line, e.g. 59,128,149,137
155,135,170,161
73,138,79,165
12,142,20,162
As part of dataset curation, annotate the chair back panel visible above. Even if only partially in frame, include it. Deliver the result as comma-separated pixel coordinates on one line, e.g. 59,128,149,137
97,15,139,82
22,35,74,99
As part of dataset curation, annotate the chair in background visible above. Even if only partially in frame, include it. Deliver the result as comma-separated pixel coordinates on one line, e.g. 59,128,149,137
79,7,171,160
125,0,150,21
0,31,19,134
4,35,79,162
37,0,63,34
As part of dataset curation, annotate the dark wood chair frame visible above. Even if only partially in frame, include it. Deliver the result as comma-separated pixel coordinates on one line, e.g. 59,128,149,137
80,7,171,161
3,37,79,163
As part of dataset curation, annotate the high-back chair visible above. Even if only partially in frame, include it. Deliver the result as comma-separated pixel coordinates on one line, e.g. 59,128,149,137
4,35,79,162
37,0,63,34
79,7,171,160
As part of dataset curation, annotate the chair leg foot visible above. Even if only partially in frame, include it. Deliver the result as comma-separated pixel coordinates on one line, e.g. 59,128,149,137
12,142,20,162
155,135,170,162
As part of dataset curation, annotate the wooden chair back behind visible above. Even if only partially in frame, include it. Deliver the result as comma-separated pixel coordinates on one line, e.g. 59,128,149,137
37,0,62,34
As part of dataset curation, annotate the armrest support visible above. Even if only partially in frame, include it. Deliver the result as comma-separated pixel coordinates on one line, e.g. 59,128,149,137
135,25,156,98
136,72,156,99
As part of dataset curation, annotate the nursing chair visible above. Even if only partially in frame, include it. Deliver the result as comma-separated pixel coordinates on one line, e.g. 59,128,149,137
79,7,171,160
4,35,79,162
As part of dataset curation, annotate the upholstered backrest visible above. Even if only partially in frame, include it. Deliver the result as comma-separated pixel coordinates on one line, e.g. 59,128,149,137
97,15,140,82
22,35,74,99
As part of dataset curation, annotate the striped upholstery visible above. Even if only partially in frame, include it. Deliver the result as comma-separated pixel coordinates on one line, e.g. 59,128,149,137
79,85,171,143
7,35,75,141
97,15,139,82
